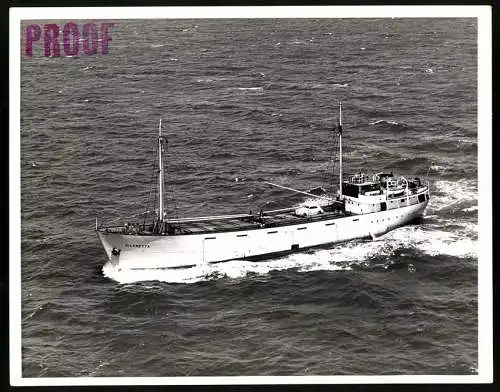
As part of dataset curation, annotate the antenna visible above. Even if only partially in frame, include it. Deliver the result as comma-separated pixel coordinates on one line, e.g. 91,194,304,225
339,101,342,127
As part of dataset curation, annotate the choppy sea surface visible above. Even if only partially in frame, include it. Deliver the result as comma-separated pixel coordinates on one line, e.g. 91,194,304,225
20,18,478,377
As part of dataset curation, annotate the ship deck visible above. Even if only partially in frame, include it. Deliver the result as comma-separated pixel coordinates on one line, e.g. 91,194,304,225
174,209,347,235
98,185,431,237
99,202,349,236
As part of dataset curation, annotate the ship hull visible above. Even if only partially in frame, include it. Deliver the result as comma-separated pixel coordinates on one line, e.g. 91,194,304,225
97,200,428,270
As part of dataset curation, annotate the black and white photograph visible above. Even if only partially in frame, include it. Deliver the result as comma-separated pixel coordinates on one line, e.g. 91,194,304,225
10,6,492,385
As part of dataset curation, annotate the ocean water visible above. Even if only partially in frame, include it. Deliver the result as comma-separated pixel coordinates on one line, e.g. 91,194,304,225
20,18,478,377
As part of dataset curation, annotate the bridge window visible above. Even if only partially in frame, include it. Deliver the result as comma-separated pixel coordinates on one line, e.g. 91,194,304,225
342,183,359,197
359,183,381,194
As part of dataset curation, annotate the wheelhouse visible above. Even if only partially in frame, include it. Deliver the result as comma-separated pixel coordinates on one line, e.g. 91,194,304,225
342,172,382,198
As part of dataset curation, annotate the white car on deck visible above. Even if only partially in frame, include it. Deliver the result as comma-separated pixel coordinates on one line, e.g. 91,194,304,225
295,201,324,217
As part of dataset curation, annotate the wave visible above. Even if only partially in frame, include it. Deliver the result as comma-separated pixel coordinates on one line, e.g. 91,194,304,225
269,81,329,91
80,66,96,71
389,225,477,258
414,138,477,155
234,87,264,92
369,119,405,127
430,164,446,172
387,157,430,172
370,120,397,126
208,151,237,159
197,77,228,83
427,179,477,213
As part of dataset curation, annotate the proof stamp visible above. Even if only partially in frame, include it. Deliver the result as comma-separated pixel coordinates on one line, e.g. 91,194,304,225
25,22,114,57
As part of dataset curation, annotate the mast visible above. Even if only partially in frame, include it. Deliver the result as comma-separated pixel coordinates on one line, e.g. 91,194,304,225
158,119,165,222
338,102,343,199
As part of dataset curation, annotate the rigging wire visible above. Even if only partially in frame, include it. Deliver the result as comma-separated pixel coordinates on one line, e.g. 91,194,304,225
163,133,179,221
105,210,155,226
105,136,159,227
321,121,341,199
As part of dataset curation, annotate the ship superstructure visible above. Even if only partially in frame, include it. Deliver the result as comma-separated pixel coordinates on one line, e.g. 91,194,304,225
96,103,430,269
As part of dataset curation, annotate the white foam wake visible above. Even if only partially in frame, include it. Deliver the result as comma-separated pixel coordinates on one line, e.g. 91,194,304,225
102,253,352,285
430,164,446,172
428,179,477,212
383,224,477,258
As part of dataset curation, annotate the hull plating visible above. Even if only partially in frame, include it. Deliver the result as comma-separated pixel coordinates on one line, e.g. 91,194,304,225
97,201,428,269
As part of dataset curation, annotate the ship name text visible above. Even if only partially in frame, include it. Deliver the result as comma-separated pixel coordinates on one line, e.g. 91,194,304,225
125,243,151,248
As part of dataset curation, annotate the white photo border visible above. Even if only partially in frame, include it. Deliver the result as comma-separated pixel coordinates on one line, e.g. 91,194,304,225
9,5,492,386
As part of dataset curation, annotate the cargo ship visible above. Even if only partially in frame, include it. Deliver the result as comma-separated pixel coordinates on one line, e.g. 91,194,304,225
96,103,430,270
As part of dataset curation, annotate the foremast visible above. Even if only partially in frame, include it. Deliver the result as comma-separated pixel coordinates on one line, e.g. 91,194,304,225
158,119,167,224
